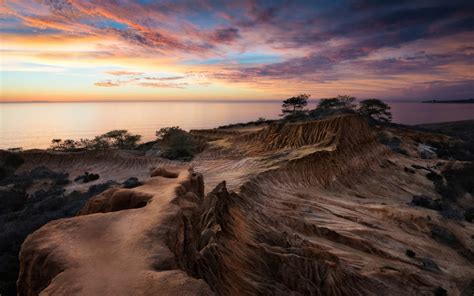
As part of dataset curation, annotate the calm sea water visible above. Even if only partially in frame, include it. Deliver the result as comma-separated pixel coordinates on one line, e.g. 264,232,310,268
1,101,473,149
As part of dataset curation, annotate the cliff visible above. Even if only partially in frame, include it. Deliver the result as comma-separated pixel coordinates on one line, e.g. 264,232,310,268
17,115,474,295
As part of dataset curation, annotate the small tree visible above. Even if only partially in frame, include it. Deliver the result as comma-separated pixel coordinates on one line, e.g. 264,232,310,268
310,95,357,119
49,139,82,151
49,130,141,151
101,130,142,149
358,99,392,123
86,136,110,150
281,94,310,117
316,95,356,112
51,139,62,151
63,139,78,150
315,98,343,111
337,95,356,110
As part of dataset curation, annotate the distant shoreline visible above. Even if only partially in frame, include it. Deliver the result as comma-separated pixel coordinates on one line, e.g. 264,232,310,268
422,99,474,104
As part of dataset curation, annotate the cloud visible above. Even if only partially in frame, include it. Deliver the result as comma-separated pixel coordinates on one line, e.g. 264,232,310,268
94,81,120,87
210,27,240,43
106,70,144,76
94,76,188,89
137,82,188,88
355,51,474,76
143,76,185,81
3,0,474,100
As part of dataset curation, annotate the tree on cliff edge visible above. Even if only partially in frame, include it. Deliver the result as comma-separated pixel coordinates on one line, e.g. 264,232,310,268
309,95,356,119
281,94,310,117
315,95,356,112
358,99,392,123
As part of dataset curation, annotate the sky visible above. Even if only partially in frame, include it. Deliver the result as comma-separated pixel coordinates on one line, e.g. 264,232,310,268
0,0,473,102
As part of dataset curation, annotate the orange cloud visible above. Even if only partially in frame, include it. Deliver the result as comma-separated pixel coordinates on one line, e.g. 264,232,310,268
94,81,120,87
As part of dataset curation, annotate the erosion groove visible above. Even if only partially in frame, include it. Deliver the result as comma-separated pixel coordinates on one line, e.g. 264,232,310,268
17,115,474,295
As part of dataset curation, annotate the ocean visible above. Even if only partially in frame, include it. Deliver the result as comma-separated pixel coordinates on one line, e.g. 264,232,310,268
1,101,473,149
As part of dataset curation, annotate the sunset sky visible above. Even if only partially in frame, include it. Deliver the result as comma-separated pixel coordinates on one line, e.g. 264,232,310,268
0,0,473,101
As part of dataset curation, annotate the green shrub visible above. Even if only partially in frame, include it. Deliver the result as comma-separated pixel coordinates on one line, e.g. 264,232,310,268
156,127,204,160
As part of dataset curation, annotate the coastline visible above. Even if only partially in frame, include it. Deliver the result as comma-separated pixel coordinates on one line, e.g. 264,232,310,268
422,98,474,104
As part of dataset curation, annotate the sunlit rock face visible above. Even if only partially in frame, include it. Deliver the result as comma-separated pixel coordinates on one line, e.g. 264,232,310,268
17,168,212,296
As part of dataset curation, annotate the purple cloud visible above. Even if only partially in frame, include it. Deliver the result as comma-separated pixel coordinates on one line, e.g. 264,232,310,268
210,27,240,43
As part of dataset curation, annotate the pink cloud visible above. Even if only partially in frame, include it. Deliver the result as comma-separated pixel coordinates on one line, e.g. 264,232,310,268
106,70,144,76
137,82,188,89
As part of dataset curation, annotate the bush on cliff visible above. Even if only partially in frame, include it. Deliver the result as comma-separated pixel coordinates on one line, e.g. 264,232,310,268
308,95,356,119
50,130,142,151
156,127,206,160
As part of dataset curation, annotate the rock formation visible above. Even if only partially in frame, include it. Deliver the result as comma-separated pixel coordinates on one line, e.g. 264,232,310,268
17,115,474,295
18,168,211,296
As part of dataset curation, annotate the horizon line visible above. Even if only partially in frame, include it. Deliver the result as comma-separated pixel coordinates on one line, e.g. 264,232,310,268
0,98,459,104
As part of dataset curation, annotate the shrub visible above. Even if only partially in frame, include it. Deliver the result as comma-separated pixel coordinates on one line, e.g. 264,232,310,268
428,163,474,201
156,127,205,160
442,163,474,195
49,130,142,151
74,172,100,183
122,177,143,189
316,95,356,111
282,110,310,122
101,130,142,149
309,95,357,119
156,126,184,142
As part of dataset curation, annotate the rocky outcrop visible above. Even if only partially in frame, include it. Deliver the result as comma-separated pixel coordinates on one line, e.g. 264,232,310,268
235,115,376,152
17,168,212,296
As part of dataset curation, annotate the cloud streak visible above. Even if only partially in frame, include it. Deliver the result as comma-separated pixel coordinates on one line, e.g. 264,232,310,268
94,81,120,87
143,76,185,81
106,70,144,76
94,75,188,88
137,82,188,89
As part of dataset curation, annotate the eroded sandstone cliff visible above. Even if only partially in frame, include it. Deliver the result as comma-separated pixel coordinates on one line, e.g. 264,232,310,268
17,115,474,295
